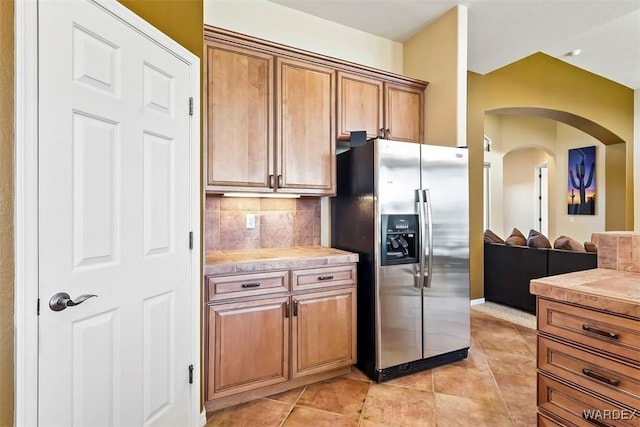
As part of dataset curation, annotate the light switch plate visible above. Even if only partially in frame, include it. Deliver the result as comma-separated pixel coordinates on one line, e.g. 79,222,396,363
246,214,256,229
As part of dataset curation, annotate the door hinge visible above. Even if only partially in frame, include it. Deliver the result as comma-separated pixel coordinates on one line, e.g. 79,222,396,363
189,231,194,250
188,364,194,384
37,298,40,316
189,97,194,116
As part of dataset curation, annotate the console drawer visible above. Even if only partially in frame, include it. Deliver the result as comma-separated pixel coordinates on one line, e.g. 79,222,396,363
206,270,289,302
539,336,640,409
538,373,637,427
538,298,640,364
291,264,356,292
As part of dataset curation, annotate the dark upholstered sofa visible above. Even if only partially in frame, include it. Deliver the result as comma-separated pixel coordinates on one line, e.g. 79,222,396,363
483,242,597,313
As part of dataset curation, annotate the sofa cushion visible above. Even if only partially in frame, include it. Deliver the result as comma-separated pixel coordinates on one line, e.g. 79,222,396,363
484,229,504,244
505,227,526,246
527,229,551,249
554,235,586,252
584,241,598,253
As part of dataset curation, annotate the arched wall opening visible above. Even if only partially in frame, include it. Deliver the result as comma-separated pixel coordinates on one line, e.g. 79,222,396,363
467,52,634,300
484,111,617,246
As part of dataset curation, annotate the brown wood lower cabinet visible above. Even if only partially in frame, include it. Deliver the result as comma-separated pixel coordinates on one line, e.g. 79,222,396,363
292,287,356,379
205,264,357,413
536,297,640,426
207,295,290,401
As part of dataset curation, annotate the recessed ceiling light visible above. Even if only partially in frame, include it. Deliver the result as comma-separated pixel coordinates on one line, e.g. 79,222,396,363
565,49,582,57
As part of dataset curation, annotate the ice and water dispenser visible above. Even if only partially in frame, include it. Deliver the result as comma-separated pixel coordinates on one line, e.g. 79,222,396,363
380,214,419,266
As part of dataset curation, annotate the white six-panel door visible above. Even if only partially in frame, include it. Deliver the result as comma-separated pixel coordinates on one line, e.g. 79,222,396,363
37,1,198,425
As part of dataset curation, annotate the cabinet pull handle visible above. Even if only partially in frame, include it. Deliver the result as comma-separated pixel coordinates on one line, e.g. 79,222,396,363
284,301,290,318
277,174,283,188
269,174,275,188
379,128,384,138
582,324,619,339
582,368,620,386
318,275,334,281
385,128,391,139
241,282,260,288
582,412,613,427
293,300,298,317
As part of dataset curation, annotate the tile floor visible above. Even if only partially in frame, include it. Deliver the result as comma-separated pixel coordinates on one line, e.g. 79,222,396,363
206,308,537,427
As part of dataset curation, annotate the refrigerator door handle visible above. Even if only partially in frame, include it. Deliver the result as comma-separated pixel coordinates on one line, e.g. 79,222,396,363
424,189,433,288
416,189,426,288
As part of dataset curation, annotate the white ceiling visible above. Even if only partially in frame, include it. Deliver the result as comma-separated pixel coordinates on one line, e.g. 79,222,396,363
267,0,640,89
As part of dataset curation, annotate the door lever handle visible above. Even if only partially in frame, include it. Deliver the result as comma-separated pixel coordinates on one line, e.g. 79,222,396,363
49,292,98,312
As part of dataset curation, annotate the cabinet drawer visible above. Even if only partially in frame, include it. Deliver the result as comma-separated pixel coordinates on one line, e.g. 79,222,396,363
291,264,357,292
538,298,640,364
538,374,637,427
537,413,565,427
539,336,640,409
206,270,289,302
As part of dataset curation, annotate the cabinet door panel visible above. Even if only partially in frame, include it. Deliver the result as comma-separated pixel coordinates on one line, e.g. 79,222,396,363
384,82,424,143
205,42,274,192
337,72,383,140
207,296,289,399
277,58,335,195
292,287,356,378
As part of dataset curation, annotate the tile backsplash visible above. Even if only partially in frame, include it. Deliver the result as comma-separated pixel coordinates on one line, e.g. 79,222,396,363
205,196,321,251
592,231,640,272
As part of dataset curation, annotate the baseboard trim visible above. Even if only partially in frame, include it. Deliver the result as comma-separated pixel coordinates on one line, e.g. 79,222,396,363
470,298,486,306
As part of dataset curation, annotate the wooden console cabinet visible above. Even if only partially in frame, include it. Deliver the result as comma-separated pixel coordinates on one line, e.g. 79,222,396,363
204,264,357,412
536,297,640,426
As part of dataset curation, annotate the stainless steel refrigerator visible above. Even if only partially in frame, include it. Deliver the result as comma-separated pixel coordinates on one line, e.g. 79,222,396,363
332,139,470,382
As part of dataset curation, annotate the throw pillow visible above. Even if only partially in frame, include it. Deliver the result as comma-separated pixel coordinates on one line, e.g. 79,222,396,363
483,229,504,244
554,235,587,252
584,241,598,253
505,227,526,246
527,229,551,249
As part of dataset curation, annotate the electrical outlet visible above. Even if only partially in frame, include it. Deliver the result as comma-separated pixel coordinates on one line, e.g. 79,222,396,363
246,214,256,229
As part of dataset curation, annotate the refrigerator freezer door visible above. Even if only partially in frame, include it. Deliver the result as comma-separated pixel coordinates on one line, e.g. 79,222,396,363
375,140,423,369
420,145,470,358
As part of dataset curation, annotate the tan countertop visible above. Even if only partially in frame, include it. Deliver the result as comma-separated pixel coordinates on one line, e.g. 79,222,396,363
204,246,359,276
530,268,640,318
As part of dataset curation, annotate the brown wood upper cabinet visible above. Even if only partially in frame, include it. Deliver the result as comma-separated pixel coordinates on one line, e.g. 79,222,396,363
205,41,274,193
337,72,425,143
276,58,336,195
205,40,336,196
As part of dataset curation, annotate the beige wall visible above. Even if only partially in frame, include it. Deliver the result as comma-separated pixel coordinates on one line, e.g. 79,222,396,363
503,148,552,237
0,0,14,424
486,115,608,245
404,5,467,148
469,53,635,300
204,0,403,74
